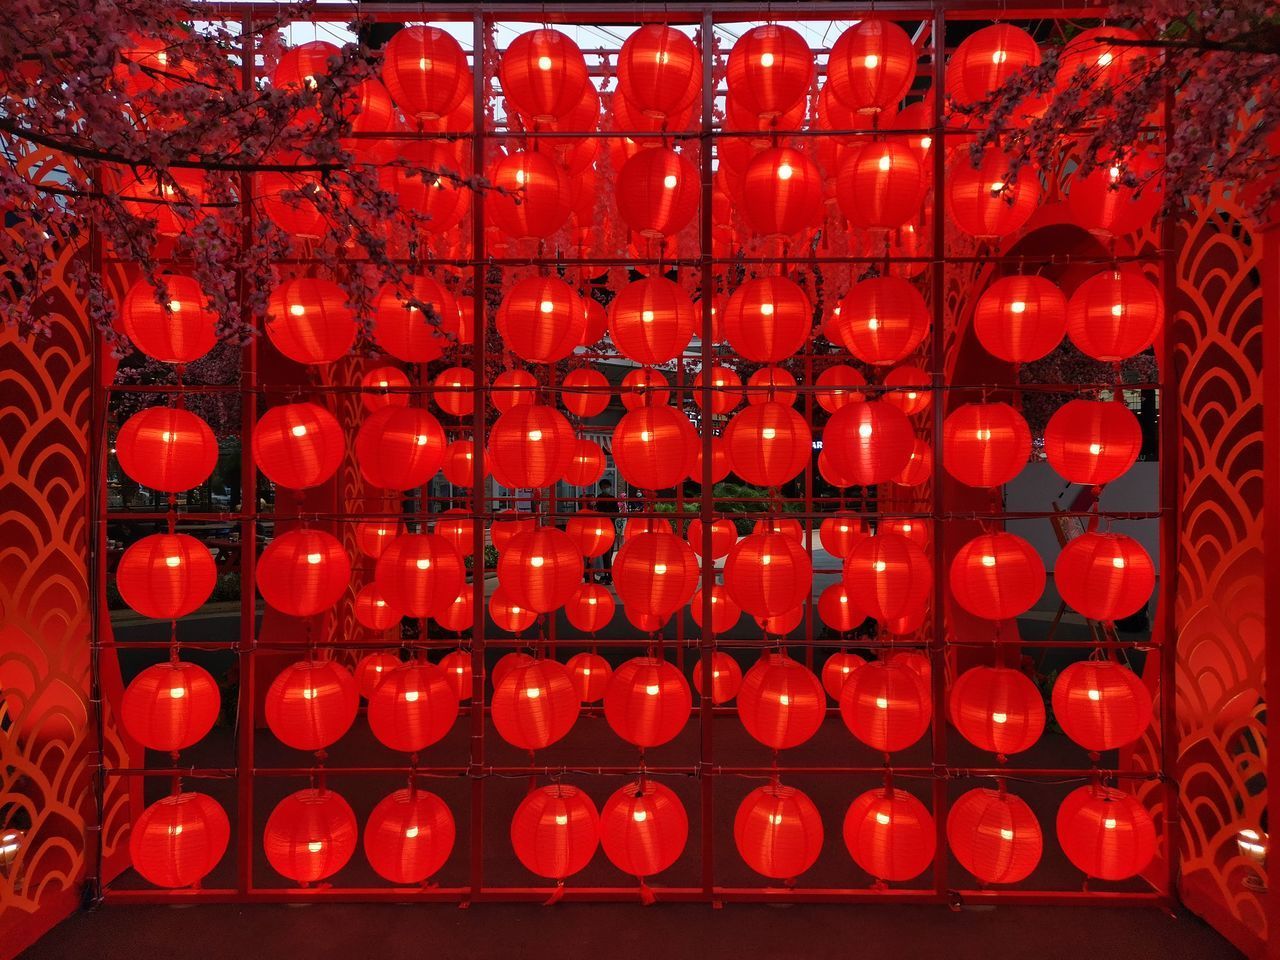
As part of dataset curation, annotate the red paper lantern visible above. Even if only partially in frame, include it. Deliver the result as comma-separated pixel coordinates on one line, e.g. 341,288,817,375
734,783,823,880
839,659,932,752
511,784,599,880
355,651,401,699
121,275,215,363
609,276,696,365
818,582,868,634
946,147,1040,238
256,169,330,239
492,653,537,692
492,658,580,750
264,659,358,751
497,527,583,613
724,401,810,487
692,652,743,704
368,661,459,753
561,367,611,417
692,366,743,415
1044,399,1142,486
689,437,731,486
741,147,825,238
385,141,473,231
756,606,805,636
690,585,742,633
492,369,539,413
566,651,612,702
834,276,929,365
487,150,573,240
433,510,475,557
432,367,474,418
600,779,688,878
1056,27,1143,91
376,533,465,619
130,792,229,889
687,518,737,560
826,20,917,114
819,515,867,559
613,532,699,618
581,297,608,345
488,404,575,489
725,25,813,121
820,400,915,486
822,651,867,700
264,788,357,883
115,407,217,493
1068,152,1163,238
843,787,935,881
836,141,927,231
973,275,1068,363
1055,532,1154,622
500,29,589,123
253,402,343,490
565,512,615,558
883,364,932,416
843,533,932,623
737,653,826,750
360,366,411,413
354,583,401,631
118,167,206,237
949,24,1041,105
271,39,338,89
257,529,350,617
612,405,697,490
815,365,867,412
619,367,672,410
492,512,537,550
746,366,798,405
942,402,1030,488
116,533,216,620
122,661,220,752
604,657,691,747
371,276,454,363
616,147,700,238
356,406,446,491
723,532,813,619
381,26,470,120
489,588,537,633
949,531,1046,620
1066,269,1164,361
266,278,356,364
950,666,1045,755
616,25,700,123
562,439,606,487
354,521,403,559
722,275,811,363
437,590,475,633
565,584,615,634
363,788,455,884
947,788,1042,884
497,275,586,363
439,649,473,699
1056,785,1156,880
893,438,932,487
1052,660,1153,751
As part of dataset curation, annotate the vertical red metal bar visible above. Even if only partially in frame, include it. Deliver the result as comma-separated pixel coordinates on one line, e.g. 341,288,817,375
87,203,107,904
1263,222,1280,947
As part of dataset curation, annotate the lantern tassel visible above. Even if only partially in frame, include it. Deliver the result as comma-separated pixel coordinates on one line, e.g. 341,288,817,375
638,879,656,906
542,880,566,906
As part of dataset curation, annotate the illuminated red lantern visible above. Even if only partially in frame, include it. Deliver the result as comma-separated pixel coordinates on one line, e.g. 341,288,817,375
946,148,1040,238
949,532,1045,620
497,275,586,363
356,405,446,490
121,275,215,363
1066,269,1164,361
363,787,455,885
257,529,350,617
565,512,615,558
437,590,475,633
734,783,823,879
609,277,696,365
122,660,220,752
818,582,868,634
690,585,742,634
754,517,804,539
431,367,474,418
492,512,537,551
581,297,608,345
265,659,358,751
371,276,454,363
746,366,798,405
612,405,697,490
821,651,866,700
893,438,932,487
826,20,917,114
687,518,737,560
118,167,206,237
488,404,575,489
492,368,539,413
492,658,580,750
835,276,929,366
692,366,743,415
973,275,1068,363
836,142,927,231
950,666,1045,755
949,24,1041,105
724,402,810,487
815,365,866,412
354,581,401,630
360,366,410,413
843,787,935,881
565,651,611,702
1055,532,1154,622
1044,399,1142,486
1056,785,1156,880
884,364,932,416
498,527,582,613
820,400,915,486
843,533,932,623
511,784,599,880
737,653,825,750
266,278,356,364
1055,27,1143,91
562,439,606,488
489,588,538,634
726,25,813,121
130,792,228,889
368,661,459,753
439,648,473,699
839,659,932,752
617,25,700,122
619,367,672,411
616,147,700,238
500,29,589,123
561,367,611,417
1069,153,1163,238
565,584,615,634
756,606,805,636
1052,660,1153,751
355,521,403,558
599,780,688,878
948,788,1042,884
723,275,811,363
942,402,1030,488
819,515,867,559
264,788,357,883
741,148,825,237
253,402,343,490
724,532,812,619
376,533,465,618
384,141,472,232
692,652,743,704
355,651,401,699
613,532,699,618
381,26,469,120
604,657,691,747
491,654,537,694
487,150,573,240
689,437,731,486
271,39,337,89
116,533,215,620
433,510,474,557
115,406,217,492
256,169,330,239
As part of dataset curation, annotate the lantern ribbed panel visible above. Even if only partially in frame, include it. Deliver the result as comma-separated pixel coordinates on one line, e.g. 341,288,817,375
371,275,454,362
722,276,812,363
367,662,459,753
511,784,600,880
562,439,606,487
836,142,927,231
820,400,915,486
942,402,1031,488
565,584,615,634
565,512,615,558
381,26,469,120
437,591,475,632
130,792,229,889
687,518,737,560
692,652,743,704
491,655,537,694
613,532,699,618
946,148,1040,238
619,367,672,410
270,39,339,88
600,780,688,877
487,404,575,488
842,533,932,623
566,651,612,702
818,582,868,634
725,25,813,121
689,437,731,485
257,529,350,617
826,20,917,114
973,275,1068,363
355,405,446,491
834,276,929,365
354,521,403,558
442,439,477,487
1055,27,1142,91
376,533,465,619
122,661,220,752
253,402,343,490
439,649,473,699
689,586,740,632
266,278,356,364
363,788,455,884
486,150,573,240
617,25,700,121
741,147,824,237
1051,660,1153,751
432,514,476,557
756,605,805,636
360,366,411,413
497,527,582,613
1067,151,1162,238
118,167,206,237
737,653,826,749
818,515,867,559
1065,269,1164,361
734,783,823,880
1044,399,1143,485
492,659,580,750
839,659,932,752
609,277,696,364
615,147,700,238
843,787,935,881
1055,532,1154,621
604,657,691,747
723,532,812,619
949,24,1041,104
264,788,357,883
724,401,810,487
949,531,1046,620
355,651,401,699
116,407,217,493
383,140,472,232
432,367,475,418
883,364,932,416
949,666,1045,755
1056,785,1156,881
256,170,329,239
692,366,743,414
264,659,358,751
499,29,589,123
121,275,215,363
893,438,932,487
948,788,1042,884
492,513,537,551
814,365,866,413
496,275,586,363
822,651,867,700
612,405,697,490
116,532,216,619
562,367,611,417
491,369,538,412
747,366,798,405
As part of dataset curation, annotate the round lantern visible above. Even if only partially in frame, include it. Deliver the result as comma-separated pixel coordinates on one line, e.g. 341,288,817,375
613,532,699,618
363,787,455,884
381,26,469,120
818,582,868,634
433,510,475,557
437,590,475,633
355,521,403,559
949,24,1041,105
488,404,575,489
612,405,697,490
115,406,217,493
687,518,737,560
565,584,615,634
734,783,823,880
1066,269,1164,361
266,278,356,365
604,657,691,748
826,20,916,114
834,276,929,365
741,147,824,238
492,368,539,412
1044,399,1142,486
822,651,867,700
692,366,743,415
376,532,465,618
116,533,216,620
620,367,672,410
616,147,700,238
264,659,358,751
360,366,411,413
689,437,731,485
253,402,343,490
1056,26,1143,91
600,780,688,878
497,275,586,363
942,402,1030,488
1056,785,1156,880
842,533,932,623
690,585,742,633
257,529,350,617
814,365,867,413
948,788,1042,884
746,366,798,406
355,651,401,700
844,787,935,881
371,276,453,363
722,275,811,363
492,658,580,750
617,25,700,122
491,653,537,693
562,439,606,488
121,275,215,363
756,605,805,636
122,660,220,752
894,439,932,487
439,648,473,700
725,24,813,121
270,39,338,89
1068,153,1163,238
355,405,446,491
1052,660,1153,752
489,588,538,633
724,402,810,487
497,527,583,613
839,659,932,752
511,784,599,880
383,141,472,232
819,515,867,559
499,29,589,123
949,531,1046,620
973,275,1068,364
737,654,826,750
367,661,459,753
432,367,474,418
581,297,608,345
609,276,696,365
561,367,611,418
949,666,1045,755
1055,532,1154,622
820,400,915,487
492,512,537,551
692,652,743,704
487,150,572,241
946,148,1040,238
256,169,329,239
723,532,812,619
566,652,612,703
264,788,357,883
565,512,615,559
884,364,932,416
836,141,927,231
130,792,229,888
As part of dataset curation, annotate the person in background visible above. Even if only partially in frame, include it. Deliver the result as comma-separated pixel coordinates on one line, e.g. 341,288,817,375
587,479,620,584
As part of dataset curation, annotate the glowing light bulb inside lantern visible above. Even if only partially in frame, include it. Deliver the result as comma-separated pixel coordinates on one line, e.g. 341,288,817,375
378,380,389,388
864,54,880,69
769,813,783,825
653,563,668,575
1098,52,1114,67
992,49,1008,64
1087,688,1102,701
976,428,992,442
526,686,542,699
1103,817,1117,830
654,50,669,65
646,684,660,696
1089,442,1103,455
762,427,777,440
858,423,873,439
867,317,880,331
992,711,1008,724
776,162,793,181
419,57,431,71
161,431,174,442
1112,557,1126,569
416,558,432,570
1111,303,1124,317
1000,828,1015,840
405,825,419,838
839,596,848,605
873,560,887,573
289,303,306,317
167,299,182,313
528,429,543,442
537,55,553,71
875,696,889,709
169,686,186,699
981,554,996,568
170,823,183,836
1010,301,1027,315
779,694,791,706
878,154,892,172
920,136,933,149
760,52,775,68
633,809,648,823
307,841,323,853
529,555,545,569
902,523,914,533
375,599,386,608
404,689,420,703
663,174,678,189
989,181,1005,194
306,552,322,565
875,811,892,825
587,597,597,606
290,424,308,437
415,434,429,446
642,309,655,323
761,554,773,566
515,168,527,186
1108,165,1122,182
581,667,592,675
302,687,317,700
165,555,182,568
640,431,652,442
